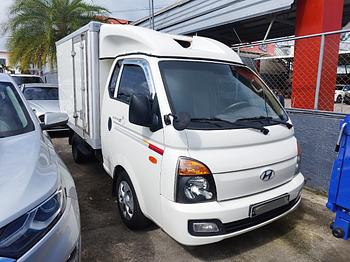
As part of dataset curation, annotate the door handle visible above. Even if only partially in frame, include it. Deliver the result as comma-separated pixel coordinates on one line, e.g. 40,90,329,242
108,117,112,131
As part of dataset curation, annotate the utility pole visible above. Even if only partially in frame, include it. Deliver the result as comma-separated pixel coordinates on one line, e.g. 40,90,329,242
149,0,155,30
148,0,152,29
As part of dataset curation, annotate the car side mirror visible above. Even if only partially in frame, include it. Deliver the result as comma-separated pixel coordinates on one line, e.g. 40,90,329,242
129,94,152,127
173,112,191,131
41,112,68,130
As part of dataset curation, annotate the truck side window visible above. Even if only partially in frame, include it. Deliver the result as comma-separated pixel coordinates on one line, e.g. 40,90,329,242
117,64,150,103
108,60,122,98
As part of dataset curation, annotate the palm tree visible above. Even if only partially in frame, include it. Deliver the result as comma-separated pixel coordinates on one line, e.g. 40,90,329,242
7,0,109,70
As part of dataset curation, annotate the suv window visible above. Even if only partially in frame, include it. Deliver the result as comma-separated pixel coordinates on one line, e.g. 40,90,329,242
117,64,150,103
0,82,34,137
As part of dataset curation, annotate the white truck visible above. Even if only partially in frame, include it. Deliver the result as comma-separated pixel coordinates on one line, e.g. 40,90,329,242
56,22,304,245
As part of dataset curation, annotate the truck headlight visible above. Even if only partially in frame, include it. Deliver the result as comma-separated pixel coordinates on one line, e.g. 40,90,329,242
0,188,66,259
175,157,217,203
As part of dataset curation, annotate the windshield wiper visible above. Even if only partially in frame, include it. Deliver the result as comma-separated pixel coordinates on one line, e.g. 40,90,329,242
237,116,293,129
268,118,293,129
191,117,269,135
190,118,223,128
213,117,269,135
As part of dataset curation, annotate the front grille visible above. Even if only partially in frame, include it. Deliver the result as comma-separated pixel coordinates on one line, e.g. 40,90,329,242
222,196,301,234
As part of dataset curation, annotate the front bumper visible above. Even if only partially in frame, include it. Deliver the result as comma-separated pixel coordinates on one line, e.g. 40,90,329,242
2,196,81,262
161,173,304,246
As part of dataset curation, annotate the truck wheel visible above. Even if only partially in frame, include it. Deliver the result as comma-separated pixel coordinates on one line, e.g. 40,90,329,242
72,135,93,164
116,171,150,229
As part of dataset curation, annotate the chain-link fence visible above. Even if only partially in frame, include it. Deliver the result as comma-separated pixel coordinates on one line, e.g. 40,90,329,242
233,29,350,113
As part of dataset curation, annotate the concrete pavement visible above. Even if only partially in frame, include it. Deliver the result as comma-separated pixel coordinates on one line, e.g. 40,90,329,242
52,138,350,262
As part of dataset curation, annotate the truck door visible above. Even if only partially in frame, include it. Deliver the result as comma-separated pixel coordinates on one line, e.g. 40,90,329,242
101,59,164,224
72,33,89,136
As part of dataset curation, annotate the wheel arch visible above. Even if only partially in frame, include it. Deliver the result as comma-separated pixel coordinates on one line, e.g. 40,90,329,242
112,164,147,215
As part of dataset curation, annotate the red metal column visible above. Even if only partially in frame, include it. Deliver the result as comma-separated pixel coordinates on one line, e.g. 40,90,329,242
292,0,343,110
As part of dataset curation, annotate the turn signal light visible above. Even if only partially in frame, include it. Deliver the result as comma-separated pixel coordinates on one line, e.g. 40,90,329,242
176,157,216,203
177,158,211,176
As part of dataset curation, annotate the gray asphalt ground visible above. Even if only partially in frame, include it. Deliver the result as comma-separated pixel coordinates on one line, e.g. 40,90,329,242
52,138,350,262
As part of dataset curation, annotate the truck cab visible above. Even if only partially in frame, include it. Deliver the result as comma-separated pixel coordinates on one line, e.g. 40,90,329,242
57,22,304,245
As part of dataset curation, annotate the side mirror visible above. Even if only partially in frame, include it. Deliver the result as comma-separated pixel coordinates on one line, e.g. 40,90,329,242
41,112,68,130
129,94,152,127
173,112,191,131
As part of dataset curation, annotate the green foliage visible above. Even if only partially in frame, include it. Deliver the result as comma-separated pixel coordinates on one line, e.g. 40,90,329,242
7,0,109,70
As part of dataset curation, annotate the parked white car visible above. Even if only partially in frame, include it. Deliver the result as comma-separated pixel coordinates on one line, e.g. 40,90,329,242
21,83,69,133
57,22,304,246
0,74,80,261
334,84,350,103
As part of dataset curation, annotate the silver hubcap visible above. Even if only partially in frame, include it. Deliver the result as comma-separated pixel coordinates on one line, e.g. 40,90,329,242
118,181,134,220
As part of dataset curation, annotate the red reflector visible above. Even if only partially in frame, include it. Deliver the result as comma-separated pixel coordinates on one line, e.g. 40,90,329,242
148,143,164,155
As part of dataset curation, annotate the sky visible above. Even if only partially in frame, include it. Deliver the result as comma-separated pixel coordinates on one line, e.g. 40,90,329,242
0,0,177,51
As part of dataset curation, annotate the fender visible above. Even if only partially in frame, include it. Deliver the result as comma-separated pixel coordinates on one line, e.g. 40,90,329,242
111,156,150,221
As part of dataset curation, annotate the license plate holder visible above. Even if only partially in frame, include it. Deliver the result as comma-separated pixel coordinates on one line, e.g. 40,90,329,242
249,194,290,218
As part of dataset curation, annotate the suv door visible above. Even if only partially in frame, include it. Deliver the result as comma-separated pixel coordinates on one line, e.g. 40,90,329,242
101,59,164,224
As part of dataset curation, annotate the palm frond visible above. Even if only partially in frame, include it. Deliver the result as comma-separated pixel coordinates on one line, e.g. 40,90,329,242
7,0,109,70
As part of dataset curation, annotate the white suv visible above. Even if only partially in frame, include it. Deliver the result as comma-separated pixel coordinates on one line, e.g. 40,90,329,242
335,85,350,103
0,74,80,261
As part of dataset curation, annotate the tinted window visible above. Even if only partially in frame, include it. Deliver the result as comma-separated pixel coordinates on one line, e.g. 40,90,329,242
344,86,350,91
23,87,58,100
108,61,122,98
0,82,34,137
336,85,344,91
12,76,43,85
117,64,150,103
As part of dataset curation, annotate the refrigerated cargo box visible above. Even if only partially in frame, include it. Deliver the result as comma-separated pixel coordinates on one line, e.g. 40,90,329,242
56,22,110,149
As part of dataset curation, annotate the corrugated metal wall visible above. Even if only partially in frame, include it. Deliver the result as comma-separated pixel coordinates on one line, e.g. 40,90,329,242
134,0,294,35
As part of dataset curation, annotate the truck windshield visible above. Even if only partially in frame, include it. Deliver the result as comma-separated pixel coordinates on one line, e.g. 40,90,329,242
159,60,287,129
0,82,34,138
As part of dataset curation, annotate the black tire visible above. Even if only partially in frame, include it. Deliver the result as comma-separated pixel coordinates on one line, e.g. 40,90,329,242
115,171,150,229
336,95,343,103
72,135,93,164
332,227,345,239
